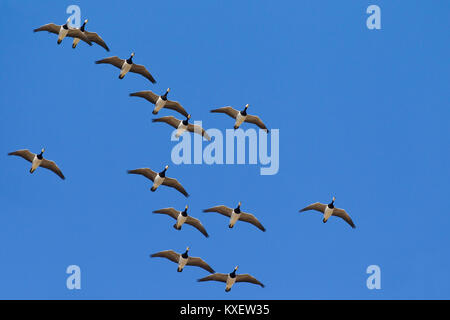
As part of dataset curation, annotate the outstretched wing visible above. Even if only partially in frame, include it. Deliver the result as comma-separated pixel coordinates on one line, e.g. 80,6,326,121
152,208,179,220
33,23,60,34
164,100,189,118
163,177,189,197
152,116,181,129
40,159,65,180
236,274,265,287
150,250,180,264
245,115,269,132
67,29,92,45
130,64,156,83
299,202,326,214
197,273,228,283
85,31,109,51
210,106,239,119
202,206,233,217
129,91,159,104
127,168,157,182
187,124,211,141
95,56,124,69
185,216,209,238
239,212,266,232
187,257,215,273
8,149,35,163
332,208,356,228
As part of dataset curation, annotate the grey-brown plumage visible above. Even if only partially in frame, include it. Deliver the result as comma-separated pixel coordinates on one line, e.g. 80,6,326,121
203,203,266,232
34,20,92,45
197,266,264,291
129,90,188,117
210,105,269,132
72,19,109,51
299,200,356,228
153,206,209,238
95,54,156,83
150,249,215,273
152,115,211,141
127,167,189,197
8,149,65,180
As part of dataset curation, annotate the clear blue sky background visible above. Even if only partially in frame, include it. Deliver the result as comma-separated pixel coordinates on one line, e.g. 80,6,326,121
0,1,449,299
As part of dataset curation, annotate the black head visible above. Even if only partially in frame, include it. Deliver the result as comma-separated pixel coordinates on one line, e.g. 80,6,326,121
230,266,238,278
234,202,241,214
181,247,189,258
37,148,45,160
241,104,249,116
126,52,135,64
80,19,88,32
181,205,188,217
328,196,336,209
159,165,169,177
161,88,170,101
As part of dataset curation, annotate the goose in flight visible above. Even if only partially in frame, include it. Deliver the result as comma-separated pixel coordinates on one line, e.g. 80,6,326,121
127,165,189,197
129,88,188,117
152,115,211,141
34,18,92,45
197,266,264,292
210,104,268,132
71,19,109,51
151,247,215,273
153,205,209,238
95,53,156,83
299,197,356,228
203,202,266,231
8,148,65,180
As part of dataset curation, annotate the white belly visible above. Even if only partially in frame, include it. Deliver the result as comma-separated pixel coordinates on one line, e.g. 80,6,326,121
154,97,166,113
176,123,188,137
235,113,246,128
229,211,240,227
324,206,334,221
152,175,164,189
120,62,132,77
31,157,42,172
178,256,188,270
58,27,69,41
226,276,236,290
176,214,187,228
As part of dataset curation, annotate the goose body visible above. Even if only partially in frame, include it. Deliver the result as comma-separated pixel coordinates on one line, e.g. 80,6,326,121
150,247,214,273
57,24,69,44
129,88,189,117
198,266,264,292
8,148,65,180
152,115,211,141
95,52,156,83
203,202,266,232
153,206,209,237
210,104,269,132
299,196,356,228
127,165,189,197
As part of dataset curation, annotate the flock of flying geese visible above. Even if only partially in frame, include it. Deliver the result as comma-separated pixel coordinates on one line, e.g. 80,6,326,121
7,16,356,293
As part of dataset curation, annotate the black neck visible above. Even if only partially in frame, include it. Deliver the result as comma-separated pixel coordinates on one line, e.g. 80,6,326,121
181,251,189,258
159,168,167,177
80,22,86,32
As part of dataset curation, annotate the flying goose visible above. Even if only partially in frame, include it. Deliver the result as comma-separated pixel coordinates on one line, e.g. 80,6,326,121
34,18,92,45
299,197,356,228
197,266,264,292
127,165,189,197
203,202,266,231
151,247,215,273
71,19,110,51
153,205,209,238
8,148,65,180
95,53,156,83
129,88,188,117
210,104,269,132
152,115,211,141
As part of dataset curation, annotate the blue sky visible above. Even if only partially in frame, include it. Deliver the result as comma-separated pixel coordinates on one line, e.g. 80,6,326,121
0,0,449,299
